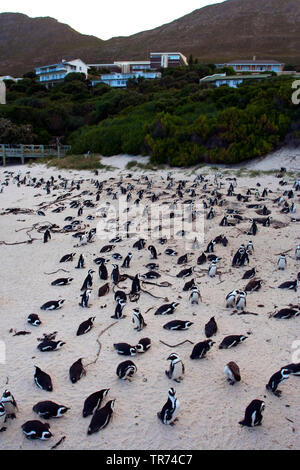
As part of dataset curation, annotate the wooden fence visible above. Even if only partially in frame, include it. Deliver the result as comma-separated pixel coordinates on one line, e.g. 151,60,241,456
0,144,71,166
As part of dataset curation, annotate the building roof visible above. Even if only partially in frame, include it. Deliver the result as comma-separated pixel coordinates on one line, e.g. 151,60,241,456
200,74,271,83
225,60,284,65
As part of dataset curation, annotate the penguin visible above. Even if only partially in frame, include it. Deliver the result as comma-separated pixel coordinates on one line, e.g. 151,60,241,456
273,308,300,319
177,254,188,265
60,253,76,263
114,290,127,303
204,317,217,338
111,264,120,285
189,285,201,304
183,278,195,291
296,245,300,260
83,389,110,417
114,343,136,356
98,260,108,280
79,289,92,308
155,302,179,315
247,220,258,236
33,401,70,419
239,250,250,266
219,335,247,349
0,403,6,432
157,388,180,426
226,290,238,308
266,368,291,397
37,340,65,352
27,313,41,326
239,400,265,427
132,308,147,331
242,267,256,280
43,228,51,243
165,353,185,383
131,274,141,295
236,291,247,310
51,278,73,286
77,317,95,336
148,245,158,260
100,244,115,253
190,340,214,359
163,320,193,331
283,363,300,376
87,400,115,435
40,299,65,311
34,366,53,392
197,253,207,265
135,337,151,353
133,239,146,250
111,299,126,319
69,358,86,384
75,254,85,269
177,267,193,278
278,279,298,291
121,252,132,268
205,240,215,253
245,279,262,292
165,248,177,256
116,360,137,380
98,283,110,297
141,271,161,279
81,270,94,291
224,362,241,385
22,420,52,440
112,253,123,261
1,390,18,419
145,263,159,271
277,254,287,270
208,261,217,278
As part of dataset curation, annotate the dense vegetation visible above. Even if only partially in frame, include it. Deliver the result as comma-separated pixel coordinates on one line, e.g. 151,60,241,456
1,65,299,166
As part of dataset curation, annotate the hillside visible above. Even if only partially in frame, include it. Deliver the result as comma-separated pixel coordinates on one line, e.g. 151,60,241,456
1,0,300,76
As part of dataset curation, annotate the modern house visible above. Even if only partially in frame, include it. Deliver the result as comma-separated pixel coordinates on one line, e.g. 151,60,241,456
35,59,89,87
200,73,272,88
150,52,188,69
91,71,161,88
216,57,284,73
89,61,151,74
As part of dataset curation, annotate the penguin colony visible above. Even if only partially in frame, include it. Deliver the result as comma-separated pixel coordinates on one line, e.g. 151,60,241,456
0,164,299,449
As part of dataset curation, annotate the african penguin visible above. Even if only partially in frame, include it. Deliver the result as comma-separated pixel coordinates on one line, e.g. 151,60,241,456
87,400,115,435
190,340,214,359
22,420,52,440
224,362,241,385
165,353,185,383
77,317,95,336
239,400,265,427
157,388,180,426
132,308,147,331
34,366,53,392
82,389,110,418
33,401,70,419
69,358,86,383
116,361,137,380
266,368,291,397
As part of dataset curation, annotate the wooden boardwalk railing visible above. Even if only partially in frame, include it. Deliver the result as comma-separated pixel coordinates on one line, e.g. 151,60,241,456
0,144,71,166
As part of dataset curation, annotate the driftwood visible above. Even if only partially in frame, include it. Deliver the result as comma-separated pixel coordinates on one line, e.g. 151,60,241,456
85,321,118,368
159,339,194,348
44,269,71,275
51,436,66,450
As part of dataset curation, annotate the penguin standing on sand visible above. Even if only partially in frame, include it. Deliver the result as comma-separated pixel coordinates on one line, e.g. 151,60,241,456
76,254,85,269
190,340,214,359
148,245,158,260
1,390,18,419
157,388,180,426
81,270,94,291
111,264,120,285
277,254,287,270
224,362,241,385
43,228,51,243
226,290,238,308
122,252,132,268
111,299,126,319
79,289,92,308
205,317,217,338
208,261,217,278
131,274,141,295
189,285,201,304
236,291,247,310
165,353,185,383
266,368,291,397
98,259,108,280
132,308,147,331
69,358,86,383
239,400,265,427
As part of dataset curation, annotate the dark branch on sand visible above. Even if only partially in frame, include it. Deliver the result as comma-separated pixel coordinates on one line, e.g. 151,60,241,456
159,339,194,348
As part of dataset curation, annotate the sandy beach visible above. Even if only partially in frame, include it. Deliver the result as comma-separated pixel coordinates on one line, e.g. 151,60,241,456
0,148,299,450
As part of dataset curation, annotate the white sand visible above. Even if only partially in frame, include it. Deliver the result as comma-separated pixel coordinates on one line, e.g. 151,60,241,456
0,148,299,450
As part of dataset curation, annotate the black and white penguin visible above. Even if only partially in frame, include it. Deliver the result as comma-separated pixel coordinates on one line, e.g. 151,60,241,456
177,267,193,278
69,358,86,383
132,308,147,331
183,278,195,291
163,320,193,331
40,299,65,311
236,291,247,310
219,335,247,349
273,308,300,319
81,270,94,291
34,366,53,392
157,388,180,426
87,400,115,435
27,313,42,326
111,264,120,285
1,390,18,419
114,342,136,356
239,400,265,427
278,279,298,291
165,248,177,256
205,317,218,338
205,240,215,253
239,250,250,266
100,244,115,253
148,245,158,260
133,239,146,250
98,259,108,280
116,360,137,380
266,368,291,397
177,253,188,265
242,267,256,280
111,299,126,319
121,252,132,268
189,285,201,304
83,389,110,418
197,253,207,265
22,420,52,440
277,254,287,270
165,353,185,383
112,253,123,261
0,403,6,432
33,401,70,419
75,254,85,269
190,340,214,359
136,337,151,353
131,274,141,295
296,245,300,260
155,302,179,316
60,253,76,263
51,277,73,286
245,279,262,292
79,289,92,308
37,339,65,352
43,228,51,244
114,290,127,303
226,290,238,308
141,271,161,279
145,263,159,271
208,261,217,278
77,317,95,336
283,363,300,376
224,362,241,385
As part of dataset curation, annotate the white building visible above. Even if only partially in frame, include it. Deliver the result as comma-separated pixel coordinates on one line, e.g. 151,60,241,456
35,59,89,87
91,71,161,88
